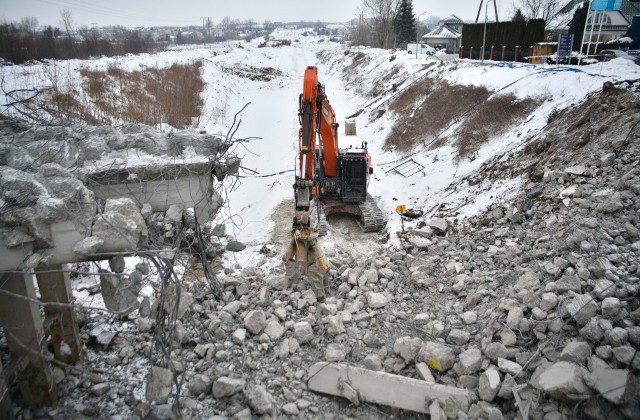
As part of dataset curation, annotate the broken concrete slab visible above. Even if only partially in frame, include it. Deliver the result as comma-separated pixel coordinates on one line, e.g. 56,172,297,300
212,377,246,399
243,385,274,415
72,236,104,257
145,366,173,404
415,362,447,419
1,121,239,272
418,341,456,372
92,197,146,253
98,269,139,314
584,369,633,405
530,361,593,399
307,362,471,418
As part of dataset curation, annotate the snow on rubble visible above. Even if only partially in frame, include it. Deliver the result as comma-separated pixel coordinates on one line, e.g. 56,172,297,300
0,120,241,271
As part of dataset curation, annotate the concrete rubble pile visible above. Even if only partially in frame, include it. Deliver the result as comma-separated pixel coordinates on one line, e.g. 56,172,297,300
0,120,243,272
8,88,640,419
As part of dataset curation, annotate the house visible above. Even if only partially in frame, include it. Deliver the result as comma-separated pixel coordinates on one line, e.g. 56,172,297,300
577,0,640,43
422,15,463,53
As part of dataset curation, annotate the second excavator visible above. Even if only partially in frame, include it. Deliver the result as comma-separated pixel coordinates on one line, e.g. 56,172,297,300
283,66,386,296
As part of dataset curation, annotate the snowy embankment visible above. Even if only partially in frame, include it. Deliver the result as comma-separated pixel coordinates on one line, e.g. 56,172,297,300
214,34,640,268
2,28,639,263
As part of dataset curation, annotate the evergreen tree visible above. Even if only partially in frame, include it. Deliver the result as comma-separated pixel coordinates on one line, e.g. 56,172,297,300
512,8,526,22
568,1,588,47
394,0,417,45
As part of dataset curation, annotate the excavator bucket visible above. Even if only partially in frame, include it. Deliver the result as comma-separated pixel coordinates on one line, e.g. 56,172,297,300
283,236,329,298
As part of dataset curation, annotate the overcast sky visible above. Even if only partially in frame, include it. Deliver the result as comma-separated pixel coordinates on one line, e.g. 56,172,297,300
1,0,518,28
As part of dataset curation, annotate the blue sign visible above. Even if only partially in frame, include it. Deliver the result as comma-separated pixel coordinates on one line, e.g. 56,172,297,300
591,0,622,11
558,34,574,59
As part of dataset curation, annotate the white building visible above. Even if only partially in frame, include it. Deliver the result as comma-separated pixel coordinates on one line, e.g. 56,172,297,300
422,15,464,53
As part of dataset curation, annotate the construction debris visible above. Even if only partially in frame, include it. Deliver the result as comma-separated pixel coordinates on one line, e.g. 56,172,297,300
0,121,244,271
307,362,472,418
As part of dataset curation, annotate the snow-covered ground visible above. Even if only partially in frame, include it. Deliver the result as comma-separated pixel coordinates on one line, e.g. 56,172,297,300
3,28,640,269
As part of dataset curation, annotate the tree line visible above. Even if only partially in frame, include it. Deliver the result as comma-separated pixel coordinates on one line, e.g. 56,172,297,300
0,19,162,64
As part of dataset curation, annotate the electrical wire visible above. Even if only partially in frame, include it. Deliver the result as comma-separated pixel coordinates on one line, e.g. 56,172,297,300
35,0,198,25
238,169,294,178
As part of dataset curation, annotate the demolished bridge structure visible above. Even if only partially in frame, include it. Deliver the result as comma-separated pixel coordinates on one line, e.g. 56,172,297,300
0,120,240,406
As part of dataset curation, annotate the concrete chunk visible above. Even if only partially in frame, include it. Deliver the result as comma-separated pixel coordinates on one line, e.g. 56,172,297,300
584,369,632,404
530,361,593,398
244,385,274,415
393,336,423,362
145,366,173,404
418,341,456,372
243,310,267,335
479,368,501,402
566,294,599,326
212,377,246,398
92,198,145,252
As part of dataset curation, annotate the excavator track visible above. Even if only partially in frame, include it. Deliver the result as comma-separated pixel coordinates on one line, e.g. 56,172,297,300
320,194,385,233
358,193,386,232
318,207,328,237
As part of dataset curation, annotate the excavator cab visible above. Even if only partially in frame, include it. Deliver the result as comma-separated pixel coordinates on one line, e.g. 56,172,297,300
338,149,369,203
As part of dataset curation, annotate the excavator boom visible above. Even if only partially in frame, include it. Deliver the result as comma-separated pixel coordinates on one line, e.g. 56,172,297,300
285,66,386,298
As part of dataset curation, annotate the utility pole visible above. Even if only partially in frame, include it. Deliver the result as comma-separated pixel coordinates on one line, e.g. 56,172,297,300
476,0,499,23
476,0,484,22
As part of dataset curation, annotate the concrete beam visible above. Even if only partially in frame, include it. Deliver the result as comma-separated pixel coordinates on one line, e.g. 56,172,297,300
89,169,214,222
308,362,471,418
0,272,57,405
1,162,217,272
0,221,87,272
36,265,84,364
0,230,33,272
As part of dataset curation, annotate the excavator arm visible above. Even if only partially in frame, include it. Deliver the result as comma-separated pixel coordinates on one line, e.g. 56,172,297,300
287,66,335,297
285,66,384,298
294,66,339,223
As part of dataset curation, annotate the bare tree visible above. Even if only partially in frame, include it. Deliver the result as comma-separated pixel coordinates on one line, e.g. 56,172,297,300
360,0,401,49
220,16,232,30
19,16,39,35
517,0,574,31
60,9,74,37
58,9,76,58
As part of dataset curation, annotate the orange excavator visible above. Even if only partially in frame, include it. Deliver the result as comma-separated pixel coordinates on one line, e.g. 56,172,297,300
283,66,385,296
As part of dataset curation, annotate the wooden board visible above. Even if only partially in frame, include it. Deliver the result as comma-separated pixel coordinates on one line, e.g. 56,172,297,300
0,361,12,420
0,272,57,405
307,362,471,418
36,264,84,364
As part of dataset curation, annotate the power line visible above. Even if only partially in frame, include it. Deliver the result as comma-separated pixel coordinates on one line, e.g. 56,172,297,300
35,0,198,25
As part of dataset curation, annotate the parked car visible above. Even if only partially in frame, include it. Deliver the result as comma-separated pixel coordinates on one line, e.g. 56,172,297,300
600,49,633,61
